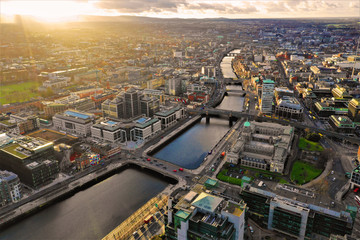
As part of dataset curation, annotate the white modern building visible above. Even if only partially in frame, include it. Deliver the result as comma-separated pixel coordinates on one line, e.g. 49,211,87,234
133,118,161,141
53,110,96,137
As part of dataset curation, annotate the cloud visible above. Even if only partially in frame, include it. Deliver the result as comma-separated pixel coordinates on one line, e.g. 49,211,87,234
186,3,258,14
95,0,186,13
95,0,259,15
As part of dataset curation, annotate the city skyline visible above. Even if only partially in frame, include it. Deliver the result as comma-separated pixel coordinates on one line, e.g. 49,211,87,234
1,0,359,22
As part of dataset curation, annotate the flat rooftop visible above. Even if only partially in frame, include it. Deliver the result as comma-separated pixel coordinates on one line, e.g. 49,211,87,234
223,201,244,217
64,110,93,120
175,210,191,220
2,143,29,159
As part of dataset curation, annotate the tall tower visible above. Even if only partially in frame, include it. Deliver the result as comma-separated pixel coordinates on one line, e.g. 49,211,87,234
260,79,275,114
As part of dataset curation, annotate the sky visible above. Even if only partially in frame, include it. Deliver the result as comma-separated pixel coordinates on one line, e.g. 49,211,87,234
1,0,359,22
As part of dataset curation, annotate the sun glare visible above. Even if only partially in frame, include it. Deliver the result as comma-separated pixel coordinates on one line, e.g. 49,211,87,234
1,0,97,22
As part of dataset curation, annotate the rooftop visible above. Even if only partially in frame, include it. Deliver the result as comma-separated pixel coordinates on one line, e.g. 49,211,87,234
191,192,223,213
223,201,244,217
64,110,93,120
175,210,192,220
205,178,218,187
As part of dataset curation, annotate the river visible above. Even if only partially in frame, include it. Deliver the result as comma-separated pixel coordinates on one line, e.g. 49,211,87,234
153,117,230,169
0,50,244,240
152,51,244,169
220,49,241,79
0,168,168,240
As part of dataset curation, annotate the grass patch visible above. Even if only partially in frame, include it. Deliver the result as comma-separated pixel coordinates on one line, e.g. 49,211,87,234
298,138,324,152
0,81,41,104
217,169,243,186
240,165,282,176
290,161,322,185
278,178,289,184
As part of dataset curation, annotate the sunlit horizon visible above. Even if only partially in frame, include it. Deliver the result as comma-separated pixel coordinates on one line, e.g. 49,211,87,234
1,0,359,23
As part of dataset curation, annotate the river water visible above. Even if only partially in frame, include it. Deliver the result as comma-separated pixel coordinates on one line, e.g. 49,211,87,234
153,50,244,169
153,117,230,169
216,85,244,112
220,49,240,79
0,50,244,240
0,169,168,240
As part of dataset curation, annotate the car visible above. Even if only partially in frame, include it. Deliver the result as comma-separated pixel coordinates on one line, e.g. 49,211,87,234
179,168,184,171
354,187,359,193
147,158,151,161
331,170,334,175
173,169,177,172
332,177,336,182
249,226,254,233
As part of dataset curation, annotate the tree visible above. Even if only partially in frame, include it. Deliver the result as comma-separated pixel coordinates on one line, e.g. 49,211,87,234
306,133,321,142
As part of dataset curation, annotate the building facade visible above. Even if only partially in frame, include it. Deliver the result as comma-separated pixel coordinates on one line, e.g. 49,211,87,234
0,137,59,188
0,170,22,206
260,79,275,114
53,110,96,136
240,185,354,240
348,98,360,122
154,105,186,129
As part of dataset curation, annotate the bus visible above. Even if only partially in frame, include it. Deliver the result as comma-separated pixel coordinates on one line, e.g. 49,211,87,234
355,196,360,206
144,214,153,224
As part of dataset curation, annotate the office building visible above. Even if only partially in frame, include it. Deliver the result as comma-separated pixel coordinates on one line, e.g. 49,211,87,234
0,170,22,206
350,165,360,189
328,115,356,134
166,78,182,96
53,110,96,137
43,102,67,117
0,137,59,188
154,105,186,129
260,79,275,114
91,120,132,143
275,96,303,120
348,98,360,122
274,88,303,120
102,88,143,120
165,185,246,240
102,97,125,120
240,185,353,240
235,121,294,173
9,113,40,134
124,88,141,118
201,66,216,78
140,96,159,117
133,117,161,141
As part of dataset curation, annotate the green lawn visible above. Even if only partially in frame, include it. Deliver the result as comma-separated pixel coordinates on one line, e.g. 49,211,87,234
290,161,322,185
298,138,324,152
0,81,41,104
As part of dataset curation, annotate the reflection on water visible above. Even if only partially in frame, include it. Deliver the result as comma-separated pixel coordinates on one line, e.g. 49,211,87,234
217,85,244,112
0,169,168,240
153,118,229,169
